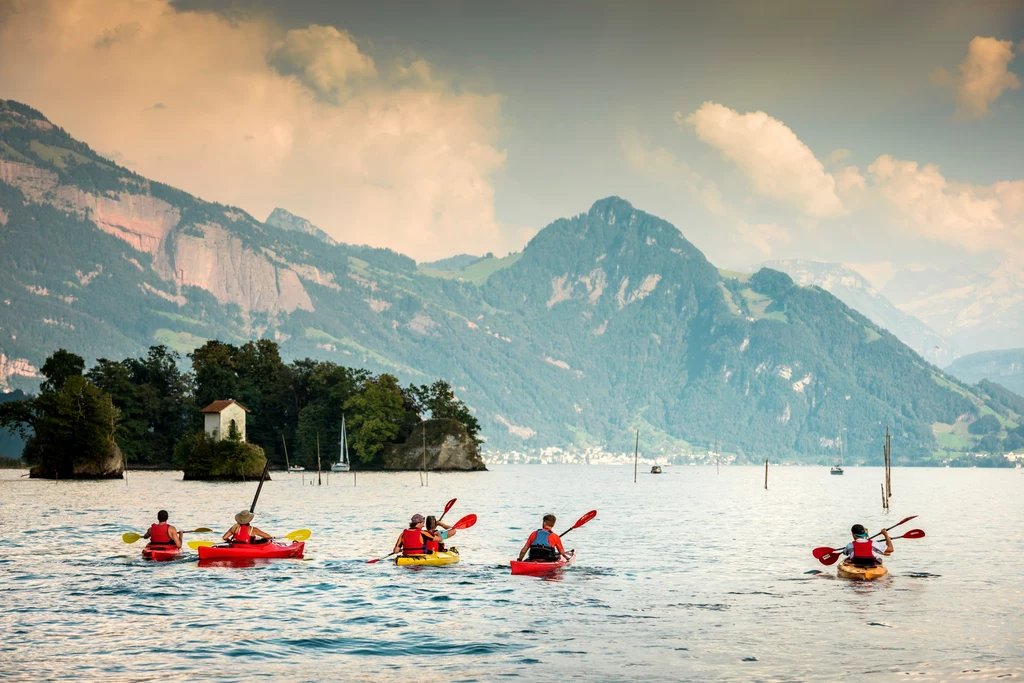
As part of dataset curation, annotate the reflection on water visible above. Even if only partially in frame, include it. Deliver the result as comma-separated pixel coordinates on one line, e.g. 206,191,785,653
1,466,1022,681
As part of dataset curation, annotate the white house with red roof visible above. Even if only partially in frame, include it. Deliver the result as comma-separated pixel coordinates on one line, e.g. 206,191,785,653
200,399,250,442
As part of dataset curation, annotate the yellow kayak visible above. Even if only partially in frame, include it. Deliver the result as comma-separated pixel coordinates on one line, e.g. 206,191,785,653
395,547,460,567
837,561,888,581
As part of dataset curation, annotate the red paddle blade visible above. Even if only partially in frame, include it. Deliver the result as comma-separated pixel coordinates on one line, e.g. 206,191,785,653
451,513,477,530
900,529,926,539
572,510,598,530
819,551,842,566
442,498,457,516
812,546,838,560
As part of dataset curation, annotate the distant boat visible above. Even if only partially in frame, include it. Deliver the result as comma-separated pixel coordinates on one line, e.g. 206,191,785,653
831,419,845,475
830,466,844,475
288,465,305,472
650,465,663,474
331,416,350,473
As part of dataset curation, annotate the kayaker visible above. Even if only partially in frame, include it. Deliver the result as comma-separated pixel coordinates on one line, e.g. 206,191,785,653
393,514,439,556
842,524,893,567
517,514,568,563
425,515,454,552
143,510,182,549
223,510,274,545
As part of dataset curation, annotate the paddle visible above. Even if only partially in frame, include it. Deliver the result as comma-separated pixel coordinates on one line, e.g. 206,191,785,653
559,510,598,538
188,528,310,551
367,513,477,564
249,458,272,514
438,498,457,524
121,528,213,544
813,523,926,565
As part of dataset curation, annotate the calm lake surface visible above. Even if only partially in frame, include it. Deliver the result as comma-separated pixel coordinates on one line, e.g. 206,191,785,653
1,465,1021,681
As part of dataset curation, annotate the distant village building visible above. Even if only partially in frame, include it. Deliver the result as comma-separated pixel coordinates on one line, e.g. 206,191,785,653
201,399,249,442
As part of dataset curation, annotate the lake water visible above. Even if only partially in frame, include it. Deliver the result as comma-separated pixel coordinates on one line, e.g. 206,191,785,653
1,465,1021,681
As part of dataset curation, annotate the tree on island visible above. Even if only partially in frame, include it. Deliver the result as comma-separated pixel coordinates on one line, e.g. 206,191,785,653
0,349,123,478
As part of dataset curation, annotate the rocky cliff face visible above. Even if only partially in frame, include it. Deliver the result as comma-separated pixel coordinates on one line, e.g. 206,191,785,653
382,419,487,471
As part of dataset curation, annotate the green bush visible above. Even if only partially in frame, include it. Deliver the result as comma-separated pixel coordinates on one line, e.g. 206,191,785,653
968,414,1001,435
177,430,267,480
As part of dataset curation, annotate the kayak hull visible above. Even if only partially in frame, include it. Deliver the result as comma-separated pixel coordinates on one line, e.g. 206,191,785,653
837,561,888,581
142,544,181,561
395,548,460,567
510,549,576,575
197,541,304,561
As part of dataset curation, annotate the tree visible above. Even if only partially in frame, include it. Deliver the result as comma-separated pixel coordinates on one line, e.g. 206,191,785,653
410,380,481,442
39,349,85,394
968,414,1001,435
344,374,407,464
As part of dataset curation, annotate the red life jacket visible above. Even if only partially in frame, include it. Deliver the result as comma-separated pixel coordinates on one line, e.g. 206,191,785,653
852,538,875,559
150,523,172,544
234,524,252,544
425,531,440,553
402,528,428,555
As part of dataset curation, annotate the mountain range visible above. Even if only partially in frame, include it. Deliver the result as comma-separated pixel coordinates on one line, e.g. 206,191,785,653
0,98,1020,464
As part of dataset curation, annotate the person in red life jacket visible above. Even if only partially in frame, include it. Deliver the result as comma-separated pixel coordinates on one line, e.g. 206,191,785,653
393,514,440,556
143,510,182,549
518,514,568,563
842,524,894,567
222,510,274,544
425,515,455,552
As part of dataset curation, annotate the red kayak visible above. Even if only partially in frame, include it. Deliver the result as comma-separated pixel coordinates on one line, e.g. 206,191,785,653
510,549,576,575
142,544,182,561
197,541,304,561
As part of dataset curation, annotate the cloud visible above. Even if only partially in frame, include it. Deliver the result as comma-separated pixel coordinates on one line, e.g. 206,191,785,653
679,102,845,218
0,0,512,261
867,155,1022,251
931,36,1020,119
736,221,790,257
621,127,726,216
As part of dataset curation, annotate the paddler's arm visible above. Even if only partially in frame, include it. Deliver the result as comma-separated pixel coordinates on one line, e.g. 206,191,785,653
436,521,452,530
393,533,403,555
170,525,182,548
517,531,537,561
881,529,894,556
142,528,152,540
223,524,237,542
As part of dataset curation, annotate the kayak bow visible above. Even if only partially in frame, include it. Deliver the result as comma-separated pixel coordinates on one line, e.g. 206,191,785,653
510,549,576,575
395,548,460,567
142,544,182,561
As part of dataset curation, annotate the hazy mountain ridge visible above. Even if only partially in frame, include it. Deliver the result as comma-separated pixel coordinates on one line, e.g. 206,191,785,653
759,260,958,366
0,99,1019,462
947,349,1024,397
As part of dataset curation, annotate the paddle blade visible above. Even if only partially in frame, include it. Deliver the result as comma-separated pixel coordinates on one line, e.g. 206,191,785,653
187,527,213,533
812,546,838,560
451,514,477,530
572,510,598,530
442,498,457,516
900,529,926,539
285,529,311,541
819,551,843,566
122,532,142,544
366,557,383,564
188,540,216,550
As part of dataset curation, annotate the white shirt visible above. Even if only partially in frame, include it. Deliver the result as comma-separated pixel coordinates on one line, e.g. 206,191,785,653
843,539,887,559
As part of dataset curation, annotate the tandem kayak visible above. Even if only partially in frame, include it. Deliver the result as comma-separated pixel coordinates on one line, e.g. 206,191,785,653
510,549,576,575
395,548,460,567
837,561,888,581
142,544,182,561
197,541,304,561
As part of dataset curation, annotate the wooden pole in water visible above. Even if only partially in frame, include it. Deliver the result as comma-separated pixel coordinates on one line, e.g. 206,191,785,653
281,433,291,472
316,433,322,486
634,429,639,483
885,426,892,500
423,421,428,487
764,459,769,490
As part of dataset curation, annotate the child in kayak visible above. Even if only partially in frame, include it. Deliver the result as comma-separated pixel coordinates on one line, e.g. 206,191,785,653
223,510,274,544
425,515,454,552
518,514,569,563
393,514,440,556
842,524,893,566
143,510,182,549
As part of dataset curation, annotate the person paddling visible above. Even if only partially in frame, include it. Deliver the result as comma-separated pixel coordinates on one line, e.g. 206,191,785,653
518,514,569,563
425,515,454,552
393,514,439,556
223,510,273,545
143,510,182,549
842,524,893,567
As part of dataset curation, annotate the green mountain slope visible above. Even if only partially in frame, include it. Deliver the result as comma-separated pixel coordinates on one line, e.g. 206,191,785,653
0,99,1018,463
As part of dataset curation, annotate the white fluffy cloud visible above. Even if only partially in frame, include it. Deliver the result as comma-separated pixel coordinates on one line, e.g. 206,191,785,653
0,0,512,260
932,36,1020,119
678,102,845,218
868,155,1022,251
621,127,726,217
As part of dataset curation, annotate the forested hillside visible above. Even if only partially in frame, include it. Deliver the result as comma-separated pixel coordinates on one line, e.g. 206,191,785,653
1,99,1019,463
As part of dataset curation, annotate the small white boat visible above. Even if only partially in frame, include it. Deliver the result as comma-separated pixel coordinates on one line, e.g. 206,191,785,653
288,465,305,472
331,416,351,473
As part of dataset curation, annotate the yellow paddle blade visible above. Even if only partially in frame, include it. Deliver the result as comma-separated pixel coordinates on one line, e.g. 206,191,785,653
187,527,214,533
188,540,216,550
122,532,142,544
284,529,311,541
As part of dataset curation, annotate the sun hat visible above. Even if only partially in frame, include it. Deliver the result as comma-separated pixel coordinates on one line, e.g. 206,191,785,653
411,514,425,525
235,510,255,525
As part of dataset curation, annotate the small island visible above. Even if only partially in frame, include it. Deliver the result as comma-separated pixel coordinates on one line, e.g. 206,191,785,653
0,341,485,479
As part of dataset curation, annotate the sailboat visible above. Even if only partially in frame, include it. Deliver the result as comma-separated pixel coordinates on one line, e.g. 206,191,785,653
830,421,844,475
331,416,351,472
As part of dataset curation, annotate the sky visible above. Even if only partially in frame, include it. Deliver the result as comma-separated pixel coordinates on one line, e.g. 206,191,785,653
0,0,1022,278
